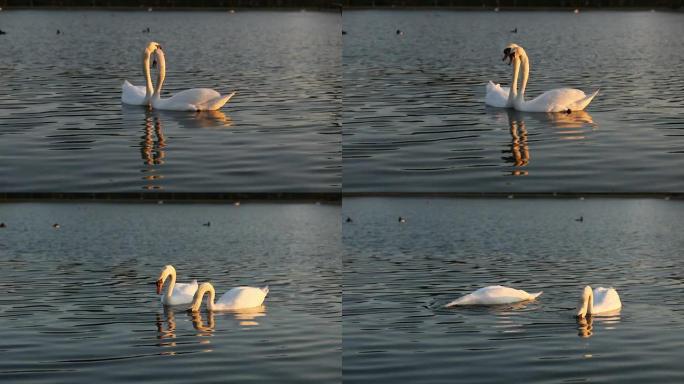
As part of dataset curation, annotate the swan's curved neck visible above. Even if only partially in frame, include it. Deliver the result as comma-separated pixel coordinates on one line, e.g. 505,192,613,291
142,49,154,104
153,49,166,101
192,283,216,311
518,50,530,100
507,57,521,106
164,268,177,299
578,289,594,317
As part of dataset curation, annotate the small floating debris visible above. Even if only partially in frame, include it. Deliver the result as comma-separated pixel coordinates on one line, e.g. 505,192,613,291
342,30,347,35
579,197,585,201
345,217,353,223
229,9,235,13
398,216,406,223
56,29,61,35
0,29,6,35
53,223,60,229
203,222,211,227
234,201,240,206
0,222,6,228
574,8,580,14
664,196,671,200
142,27,150,33
494,7,500,12
148,7,153,12
575,216,584,222
508,194,514,199
157,200,164,205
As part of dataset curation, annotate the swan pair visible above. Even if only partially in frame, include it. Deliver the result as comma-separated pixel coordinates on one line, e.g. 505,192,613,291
155,265,269,311
122,42,236,111
446,285,621,318
486,43,599,112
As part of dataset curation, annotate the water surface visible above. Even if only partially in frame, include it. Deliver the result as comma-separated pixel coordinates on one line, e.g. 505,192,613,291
0,202,340,383
343,197,684,383
0,10,340,192
343,11,684,192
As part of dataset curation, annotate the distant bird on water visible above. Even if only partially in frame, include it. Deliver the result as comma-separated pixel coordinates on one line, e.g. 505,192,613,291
143,27,150,33
398,216,406,223
396,29,403,36
203,222,211,227
342,30,347,35
0,222,6,228
52,223,60,229
56,29,61,35
345,217,353,223
575,216,584,222
510,27,517,33
0,29,6,35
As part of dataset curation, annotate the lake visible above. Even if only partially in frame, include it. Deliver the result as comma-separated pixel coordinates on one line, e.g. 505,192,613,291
0,202,340,383
343,10,684,192
343,197,684,383
0,10,340,192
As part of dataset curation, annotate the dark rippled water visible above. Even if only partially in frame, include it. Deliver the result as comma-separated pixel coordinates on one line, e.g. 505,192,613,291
0,202,340,383
343,11,684,192
343,198,684,383
0,10,340,192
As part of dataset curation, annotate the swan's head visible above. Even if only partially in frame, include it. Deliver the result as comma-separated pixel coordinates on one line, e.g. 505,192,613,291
502,43,522,65
156,265,175,295
576,285,593,318
144,41,163,68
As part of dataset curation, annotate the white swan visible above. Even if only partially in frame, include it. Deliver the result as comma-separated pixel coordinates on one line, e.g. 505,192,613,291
122,41,160,106
156,265,199,306
445,285,543,307
151,48,236,111
487,43,599,112
190,282,269,311
576,285,621,318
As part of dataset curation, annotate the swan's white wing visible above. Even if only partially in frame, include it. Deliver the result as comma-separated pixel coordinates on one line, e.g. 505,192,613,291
121,80,147,105
446,285,542,307
215,286,268,310
172,280,198,297
519,88,598,112
592,287,621,314
155,88,228,111
485,81,510,108
162,280,198,306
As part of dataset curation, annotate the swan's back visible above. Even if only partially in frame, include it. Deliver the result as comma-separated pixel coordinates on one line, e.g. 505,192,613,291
217,286,268,310
485,81,510,108
446,285,542,307
518,88,598,112
156,88,221,109
592,287,621,314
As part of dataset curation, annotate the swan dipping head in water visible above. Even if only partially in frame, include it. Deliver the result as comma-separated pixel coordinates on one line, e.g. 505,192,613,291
576,285,622,318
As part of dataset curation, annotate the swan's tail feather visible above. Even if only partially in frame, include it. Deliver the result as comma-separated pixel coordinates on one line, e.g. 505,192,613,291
197,91,237,111
261,286,269,295
571,89,599,111
529,291,543,300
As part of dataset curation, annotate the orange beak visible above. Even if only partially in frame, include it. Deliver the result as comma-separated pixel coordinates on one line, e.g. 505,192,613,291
156,279,163,295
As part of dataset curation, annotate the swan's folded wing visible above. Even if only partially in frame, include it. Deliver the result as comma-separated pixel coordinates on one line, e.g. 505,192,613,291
195,91,236,111
526,88,594,112
164,88,222,108
121,80,147,105
485,81,510,108
172,281,199,297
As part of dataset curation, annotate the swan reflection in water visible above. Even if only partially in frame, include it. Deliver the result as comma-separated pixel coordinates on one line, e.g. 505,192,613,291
123,107,233,190
576,313,621,339
498,109,597,176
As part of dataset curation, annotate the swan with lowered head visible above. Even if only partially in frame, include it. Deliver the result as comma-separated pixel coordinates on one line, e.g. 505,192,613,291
156,265,198,306
445,285,542,307
190,282,269,311
576,285,621,318
151,48,236,111
122,41,161,106
487,43,599,112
